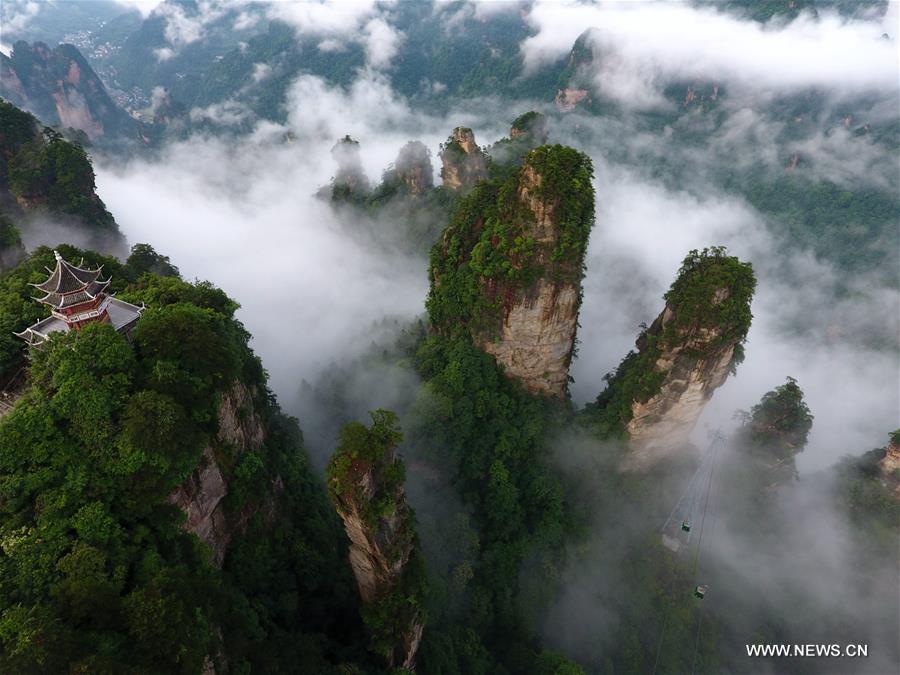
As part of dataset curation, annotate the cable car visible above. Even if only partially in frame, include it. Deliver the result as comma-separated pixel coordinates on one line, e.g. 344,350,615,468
681,520,691,532
694,584,708,600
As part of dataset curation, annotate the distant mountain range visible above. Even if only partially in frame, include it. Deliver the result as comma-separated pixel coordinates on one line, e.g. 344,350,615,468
1,41,146,145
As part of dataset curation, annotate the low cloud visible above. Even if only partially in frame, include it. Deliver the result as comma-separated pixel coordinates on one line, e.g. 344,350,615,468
114,1,162,19
567,152,898,470
522,2,898,108
76,12,895,670
189,99,253,126
96,130,427,402
268,0,404,70
0,0,41,35
93,71,500,402
363,17,404,69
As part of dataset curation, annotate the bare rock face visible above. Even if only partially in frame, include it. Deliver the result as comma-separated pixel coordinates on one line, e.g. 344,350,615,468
624,305,737,467
168,381,270,566
327,411,425,671
429,144,595,398
589,248,755,469
555,88,590,112
482,281,581,397
169,445,231,564
389,140,434,196
0,41,139,142
878,434,900,499
878,436,900,474
439,127,488,192
479,160,583,397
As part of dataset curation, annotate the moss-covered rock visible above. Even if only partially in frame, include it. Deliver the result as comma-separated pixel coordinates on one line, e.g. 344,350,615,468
428,143,594,397
327,410,427,670
585,247,756,465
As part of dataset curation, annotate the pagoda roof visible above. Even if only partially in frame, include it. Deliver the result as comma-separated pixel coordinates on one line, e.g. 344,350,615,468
31,251,105,294
14,297,145,346
36,278,111,310
13,314,68,345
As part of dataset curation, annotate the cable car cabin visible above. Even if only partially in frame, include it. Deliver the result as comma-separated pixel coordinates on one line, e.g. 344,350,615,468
694,585,708,600
681,520,691,532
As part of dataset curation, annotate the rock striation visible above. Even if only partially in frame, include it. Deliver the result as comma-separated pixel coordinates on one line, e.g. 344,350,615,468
624,302,738,458
439,127,488,192
428,144,595,398
590,248,755,468
0,41,140,142
327,410,425,671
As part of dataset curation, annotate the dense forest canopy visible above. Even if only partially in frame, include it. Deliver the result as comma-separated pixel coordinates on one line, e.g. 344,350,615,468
0,246,363,673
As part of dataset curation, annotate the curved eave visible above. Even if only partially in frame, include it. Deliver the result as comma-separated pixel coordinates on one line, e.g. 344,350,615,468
13,328,44,345
35,279,112,309
30,260,104,294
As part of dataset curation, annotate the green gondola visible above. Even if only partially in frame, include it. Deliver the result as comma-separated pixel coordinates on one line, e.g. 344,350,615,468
694,584,708,599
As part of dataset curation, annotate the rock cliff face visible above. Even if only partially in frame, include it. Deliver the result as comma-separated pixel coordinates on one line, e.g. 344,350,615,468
329,134,370,199
555,88,590,112
0,42,140,142
879,437,900,475
878,434,900,499
479,158,586,397
589,248,755,468
168,380,276,566
388,140,434,195
439,127,488,192
481,280,581,397
428,144,595,398
509,111,548,143
624,303,738,463
327,411,425,671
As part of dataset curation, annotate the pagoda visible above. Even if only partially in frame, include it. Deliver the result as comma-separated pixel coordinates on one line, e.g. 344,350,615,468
14,250,144,347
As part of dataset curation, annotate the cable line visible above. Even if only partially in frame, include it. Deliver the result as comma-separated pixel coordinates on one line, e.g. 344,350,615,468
691,432,724,578
651,432,725,675
690,432,725,674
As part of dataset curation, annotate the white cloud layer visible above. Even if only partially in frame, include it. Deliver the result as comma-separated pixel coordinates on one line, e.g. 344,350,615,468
154,0,231,48
569,158,898,471
94,72,510,402
96,131,427,402
0,0,40,34
114,0,163,18
267,0,381,36
267,0,403,69
523,1,899,107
